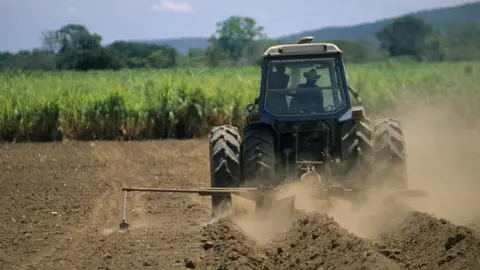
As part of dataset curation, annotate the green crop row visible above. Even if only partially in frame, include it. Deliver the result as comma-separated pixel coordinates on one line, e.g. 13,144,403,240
0,60,478,142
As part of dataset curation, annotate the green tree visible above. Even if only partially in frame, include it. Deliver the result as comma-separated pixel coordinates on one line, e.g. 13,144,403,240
205,36,230,67
182,48,207,67
442,22,480,61
326,40,370,63
40,24,122,70
0,49,56,70
73,48,125,70
208,16,266,65
376,16,434,61
106,41,177,68
423,33,446,61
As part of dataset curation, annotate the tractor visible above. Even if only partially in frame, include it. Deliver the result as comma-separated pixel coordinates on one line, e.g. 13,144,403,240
118,37,426,229
208,36,411,216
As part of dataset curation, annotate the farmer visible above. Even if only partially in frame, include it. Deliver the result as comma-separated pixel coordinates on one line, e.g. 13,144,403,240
297,68,320,88
290,68,324,113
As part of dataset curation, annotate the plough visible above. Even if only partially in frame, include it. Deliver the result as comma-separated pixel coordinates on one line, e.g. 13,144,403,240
118,184,428,229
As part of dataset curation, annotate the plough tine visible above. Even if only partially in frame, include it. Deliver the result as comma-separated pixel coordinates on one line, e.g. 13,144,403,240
119,190,129,229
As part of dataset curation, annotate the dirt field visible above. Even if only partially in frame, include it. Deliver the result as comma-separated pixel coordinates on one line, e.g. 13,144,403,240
1,104,480,269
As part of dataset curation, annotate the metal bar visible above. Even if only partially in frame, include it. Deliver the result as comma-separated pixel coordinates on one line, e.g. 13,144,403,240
122,187,200,193
204,187,260,190
367,189,429,198
120,187,279,200
120,186,284,205
122,187,261,193
296,161,324,164
122,187,426,198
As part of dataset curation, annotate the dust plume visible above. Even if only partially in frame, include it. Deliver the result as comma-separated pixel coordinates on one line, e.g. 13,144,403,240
330,103,480,237
324,102,480,238
229,169,409,242
228,178,379,243
229,102,480,243
227,180,326,244
228,190,299,244
396,103,480,228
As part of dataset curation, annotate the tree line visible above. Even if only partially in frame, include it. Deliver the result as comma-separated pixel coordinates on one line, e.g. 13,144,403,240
0,15,479,71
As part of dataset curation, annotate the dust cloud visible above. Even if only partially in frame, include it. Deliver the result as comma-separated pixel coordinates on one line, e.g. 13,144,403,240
328,102,480,237
228,191,299,244
197,102,480,269
228,102,480,242
396,104,480,228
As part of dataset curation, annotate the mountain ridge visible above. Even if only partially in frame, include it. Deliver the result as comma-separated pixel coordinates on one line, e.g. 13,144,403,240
140,2,480,53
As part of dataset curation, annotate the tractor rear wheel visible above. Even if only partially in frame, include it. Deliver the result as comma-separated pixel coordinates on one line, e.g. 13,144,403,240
345,117,374,188
209,125,241,217
240,124,276,187
371,118,407,188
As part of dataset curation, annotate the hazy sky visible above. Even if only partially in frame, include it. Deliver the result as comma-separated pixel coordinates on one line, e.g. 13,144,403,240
0,0,477,52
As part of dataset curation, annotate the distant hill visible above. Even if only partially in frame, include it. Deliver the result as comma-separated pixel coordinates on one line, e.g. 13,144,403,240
138,37,210,55
144,2,480,54
279,2,480,43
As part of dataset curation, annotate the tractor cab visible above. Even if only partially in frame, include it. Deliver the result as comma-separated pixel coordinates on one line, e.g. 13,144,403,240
250,37,355,122
264,57,347,116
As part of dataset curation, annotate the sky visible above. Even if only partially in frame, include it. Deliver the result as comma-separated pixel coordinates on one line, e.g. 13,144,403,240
0,0,478,52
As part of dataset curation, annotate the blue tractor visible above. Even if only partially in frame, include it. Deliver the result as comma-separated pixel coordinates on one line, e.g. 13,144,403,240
118,37,428,228
208,37,412,216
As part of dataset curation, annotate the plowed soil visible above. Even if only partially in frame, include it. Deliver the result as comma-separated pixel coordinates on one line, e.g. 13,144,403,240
0,140,213,269
1,105,480,270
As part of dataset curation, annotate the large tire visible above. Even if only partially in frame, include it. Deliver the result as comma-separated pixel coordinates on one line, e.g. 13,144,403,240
240,124,276,187
209,125,241,217
342,117,374,188
371,118,407,189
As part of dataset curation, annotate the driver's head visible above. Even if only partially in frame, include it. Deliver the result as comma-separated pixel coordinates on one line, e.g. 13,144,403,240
303,69,320,83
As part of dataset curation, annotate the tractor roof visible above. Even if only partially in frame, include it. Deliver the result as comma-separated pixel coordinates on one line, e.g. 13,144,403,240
262,36,342,58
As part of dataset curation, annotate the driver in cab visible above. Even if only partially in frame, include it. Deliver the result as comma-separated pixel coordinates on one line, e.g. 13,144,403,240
289,69,324,113
298,68,320,88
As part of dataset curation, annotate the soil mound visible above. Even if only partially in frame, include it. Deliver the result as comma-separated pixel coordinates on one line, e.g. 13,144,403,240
195,212,403,270
267,212,401,270
375,211,480,269
195,218,272,269
195,210,480,270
